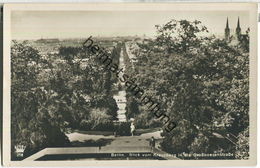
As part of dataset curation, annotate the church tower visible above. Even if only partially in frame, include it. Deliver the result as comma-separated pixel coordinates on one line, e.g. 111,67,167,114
236,17,241,39
225,17,230,41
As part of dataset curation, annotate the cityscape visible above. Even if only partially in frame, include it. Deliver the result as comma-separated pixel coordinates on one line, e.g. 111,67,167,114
10,11,250,161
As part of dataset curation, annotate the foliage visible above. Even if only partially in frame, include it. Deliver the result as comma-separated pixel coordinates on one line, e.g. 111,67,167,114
11,41,70,160
88,108,112,129
114,122,131,136
188,133,210,153
129,19,249,158
11,40,120,159
125,95,140,119
235,127,249,159
11,19,250,159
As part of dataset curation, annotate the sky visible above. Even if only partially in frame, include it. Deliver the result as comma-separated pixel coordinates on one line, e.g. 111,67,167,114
11,10,249,40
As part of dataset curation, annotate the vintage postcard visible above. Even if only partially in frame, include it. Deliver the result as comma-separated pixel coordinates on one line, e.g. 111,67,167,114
2,3,257,167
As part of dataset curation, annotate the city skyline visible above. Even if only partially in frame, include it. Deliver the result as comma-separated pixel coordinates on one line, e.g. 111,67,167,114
11,11,249,40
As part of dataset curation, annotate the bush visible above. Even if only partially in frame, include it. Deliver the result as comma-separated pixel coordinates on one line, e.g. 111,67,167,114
160,120,198,154
134,113,150,129
188,133,210,153
80,119,114,131
235,127,249,159
79,120,92,130
114,122,131,136
134,112,161,129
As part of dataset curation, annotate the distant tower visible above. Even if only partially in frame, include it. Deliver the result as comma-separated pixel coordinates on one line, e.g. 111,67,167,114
236,17,241,39
225,17,230,41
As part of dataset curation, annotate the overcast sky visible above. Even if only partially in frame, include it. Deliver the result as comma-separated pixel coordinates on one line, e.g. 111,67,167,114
11,10,249,40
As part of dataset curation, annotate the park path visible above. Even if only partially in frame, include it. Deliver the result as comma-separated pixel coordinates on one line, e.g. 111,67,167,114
113,48,127,122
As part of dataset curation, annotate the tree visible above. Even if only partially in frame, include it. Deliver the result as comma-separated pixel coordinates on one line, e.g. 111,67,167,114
130,19,249,157
88,108,112,130
235,127,249,159
11,41,70,160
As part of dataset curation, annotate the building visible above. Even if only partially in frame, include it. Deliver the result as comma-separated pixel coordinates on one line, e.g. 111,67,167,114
224,17,248,44
224,18,231,41
36,38,60,43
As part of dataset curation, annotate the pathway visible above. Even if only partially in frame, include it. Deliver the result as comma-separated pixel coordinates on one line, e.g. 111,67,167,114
113,48,127,122
25,130,180,161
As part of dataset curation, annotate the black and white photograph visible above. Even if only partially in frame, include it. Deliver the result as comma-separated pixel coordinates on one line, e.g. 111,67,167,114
2,3,257,167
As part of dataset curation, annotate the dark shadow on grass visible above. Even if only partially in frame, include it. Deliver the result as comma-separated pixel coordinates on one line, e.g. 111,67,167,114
70,138,114,147
73,130,114,136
